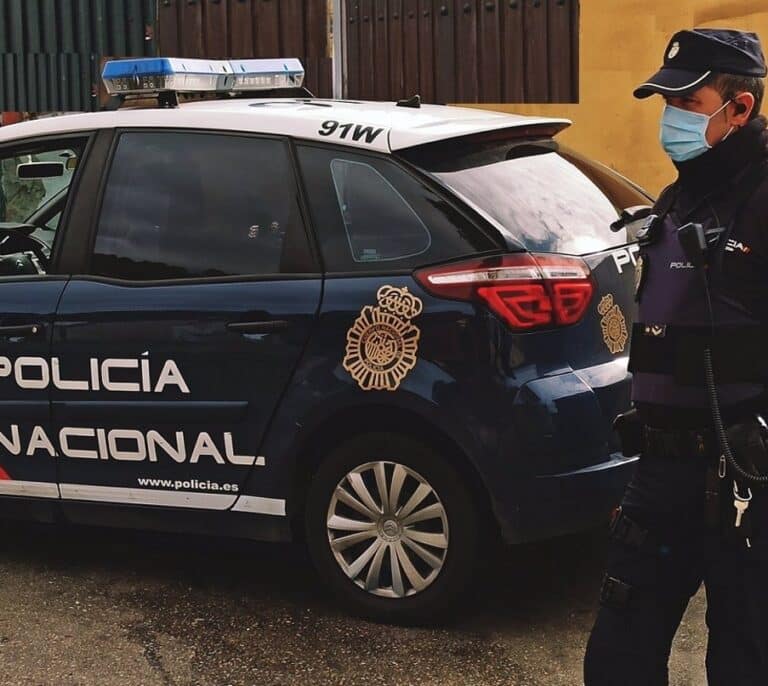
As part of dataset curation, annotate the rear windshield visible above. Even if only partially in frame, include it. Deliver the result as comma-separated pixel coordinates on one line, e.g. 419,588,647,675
400,138,648,255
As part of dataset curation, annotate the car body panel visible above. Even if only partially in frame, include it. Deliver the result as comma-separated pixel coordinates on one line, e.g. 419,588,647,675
0,99,643,549
51,277,321,515
242,265,638,543
0,100,570,154
0,279,67,504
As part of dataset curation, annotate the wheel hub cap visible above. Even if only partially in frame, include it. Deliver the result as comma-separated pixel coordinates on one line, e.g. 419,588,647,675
379,518,402,541
326,460,449,599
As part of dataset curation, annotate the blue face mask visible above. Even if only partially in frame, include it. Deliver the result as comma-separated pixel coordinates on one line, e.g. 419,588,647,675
660,101,733,162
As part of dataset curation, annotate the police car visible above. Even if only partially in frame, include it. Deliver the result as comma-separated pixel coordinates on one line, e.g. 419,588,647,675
0,58,650,622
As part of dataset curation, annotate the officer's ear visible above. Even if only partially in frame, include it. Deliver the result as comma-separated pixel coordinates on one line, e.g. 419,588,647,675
731,92,756,125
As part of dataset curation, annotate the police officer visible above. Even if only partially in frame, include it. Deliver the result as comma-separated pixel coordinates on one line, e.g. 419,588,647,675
584,29,768,685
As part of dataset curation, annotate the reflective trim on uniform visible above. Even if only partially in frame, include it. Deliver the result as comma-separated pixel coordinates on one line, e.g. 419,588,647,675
637,70,712,93
59,483,237,510
0,480,60,498
232,495,287,516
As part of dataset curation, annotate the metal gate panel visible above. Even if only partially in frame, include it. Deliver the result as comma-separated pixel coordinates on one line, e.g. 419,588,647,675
388,0,403,97
455,0,479,103
254,0,280,56
0,0,157,112
358,0,375,100
402,2,418,99
478,0,501,101
502,0,525,101
433,0,456,103
156,0,333,98
524,0,549,102
417,0,434,102
344,0,579,103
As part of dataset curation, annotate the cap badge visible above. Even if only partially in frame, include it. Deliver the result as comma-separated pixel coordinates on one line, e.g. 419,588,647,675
598,294,628,355
668,41,680,59
343,285,423,391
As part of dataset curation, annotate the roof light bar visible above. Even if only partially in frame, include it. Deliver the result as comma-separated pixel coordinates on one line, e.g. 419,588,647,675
102,58,233,95
102,57,305,96
230,58,305,91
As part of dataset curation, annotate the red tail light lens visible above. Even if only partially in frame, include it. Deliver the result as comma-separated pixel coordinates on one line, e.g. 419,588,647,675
476,284,552,329
414,253,595,331
551,282,595,325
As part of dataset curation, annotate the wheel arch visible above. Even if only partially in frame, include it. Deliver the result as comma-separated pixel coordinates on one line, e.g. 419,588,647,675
288,403,498,541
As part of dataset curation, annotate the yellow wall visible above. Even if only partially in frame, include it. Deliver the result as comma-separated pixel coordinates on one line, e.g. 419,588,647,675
473,0,768,196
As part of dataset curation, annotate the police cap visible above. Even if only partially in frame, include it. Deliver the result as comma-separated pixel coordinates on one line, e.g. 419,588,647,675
634,28,767,99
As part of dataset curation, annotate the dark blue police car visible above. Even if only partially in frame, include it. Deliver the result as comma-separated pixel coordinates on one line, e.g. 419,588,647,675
0,58,650,622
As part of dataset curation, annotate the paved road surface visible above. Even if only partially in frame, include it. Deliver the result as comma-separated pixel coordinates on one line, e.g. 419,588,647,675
0,522,707,686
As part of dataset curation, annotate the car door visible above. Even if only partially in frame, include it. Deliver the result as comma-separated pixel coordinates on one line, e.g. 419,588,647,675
51,129,321,514
0,134,93,512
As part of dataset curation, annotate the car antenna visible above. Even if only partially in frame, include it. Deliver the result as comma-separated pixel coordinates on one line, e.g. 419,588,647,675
396,94,421,108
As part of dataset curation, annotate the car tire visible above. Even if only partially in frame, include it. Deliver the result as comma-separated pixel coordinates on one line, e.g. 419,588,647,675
305,432,480,624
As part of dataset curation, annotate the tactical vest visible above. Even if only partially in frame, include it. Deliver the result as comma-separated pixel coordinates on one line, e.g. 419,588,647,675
629,167,768,415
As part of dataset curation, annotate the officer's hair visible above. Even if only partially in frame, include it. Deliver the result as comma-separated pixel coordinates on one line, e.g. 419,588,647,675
711,73,765,119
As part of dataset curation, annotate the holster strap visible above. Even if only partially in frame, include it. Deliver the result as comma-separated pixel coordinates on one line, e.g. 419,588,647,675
599,575,634,610
609,508,660,554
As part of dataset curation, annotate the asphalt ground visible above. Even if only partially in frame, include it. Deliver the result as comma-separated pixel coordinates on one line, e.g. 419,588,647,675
0,521,707,686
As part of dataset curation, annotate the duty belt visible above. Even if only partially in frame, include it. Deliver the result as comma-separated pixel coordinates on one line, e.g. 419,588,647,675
628,322,768,384
642,425,719,460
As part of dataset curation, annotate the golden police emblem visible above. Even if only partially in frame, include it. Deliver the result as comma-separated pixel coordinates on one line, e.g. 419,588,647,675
598,294,628,355
343,286,423,391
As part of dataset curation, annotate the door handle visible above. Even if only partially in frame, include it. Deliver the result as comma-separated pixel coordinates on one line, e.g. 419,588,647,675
0,323,43,337
227,320,290,334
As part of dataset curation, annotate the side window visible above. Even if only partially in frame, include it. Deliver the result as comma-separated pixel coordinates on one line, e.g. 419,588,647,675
0,140,85,276
92,131,306,280
330,158,432,263
297,145,498,273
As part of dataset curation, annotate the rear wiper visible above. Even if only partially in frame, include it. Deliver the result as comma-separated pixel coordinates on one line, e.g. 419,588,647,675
610,206,653,232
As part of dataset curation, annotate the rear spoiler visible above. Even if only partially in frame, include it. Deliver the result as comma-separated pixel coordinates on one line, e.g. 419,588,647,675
395,122,571,170
394,120,571,156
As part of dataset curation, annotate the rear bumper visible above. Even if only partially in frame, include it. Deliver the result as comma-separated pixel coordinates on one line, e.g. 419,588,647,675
498,451,639,544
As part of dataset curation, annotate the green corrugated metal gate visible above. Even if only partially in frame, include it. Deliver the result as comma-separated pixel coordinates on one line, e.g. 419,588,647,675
0,0,333,112
0,0,157,112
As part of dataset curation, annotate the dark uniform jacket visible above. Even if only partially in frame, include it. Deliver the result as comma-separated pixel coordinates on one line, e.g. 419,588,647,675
634,115,768,428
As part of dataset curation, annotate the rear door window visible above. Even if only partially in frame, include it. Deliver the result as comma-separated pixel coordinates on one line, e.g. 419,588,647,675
401,139,650,255
92,131,309,280
297,145,498,273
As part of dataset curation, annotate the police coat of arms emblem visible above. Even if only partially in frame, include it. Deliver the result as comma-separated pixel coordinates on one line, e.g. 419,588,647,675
343,285,423,391
598,294,628,355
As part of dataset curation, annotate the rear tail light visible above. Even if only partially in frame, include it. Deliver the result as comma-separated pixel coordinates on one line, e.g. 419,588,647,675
414,253,595,331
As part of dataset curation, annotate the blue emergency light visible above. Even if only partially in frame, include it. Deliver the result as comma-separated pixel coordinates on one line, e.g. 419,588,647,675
102,57,305,96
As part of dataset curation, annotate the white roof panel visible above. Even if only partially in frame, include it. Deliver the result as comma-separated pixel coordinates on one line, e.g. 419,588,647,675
0,99,570,153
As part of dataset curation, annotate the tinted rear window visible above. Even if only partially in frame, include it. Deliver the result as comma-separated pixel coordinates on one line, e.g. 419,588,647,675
401,139,641,255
